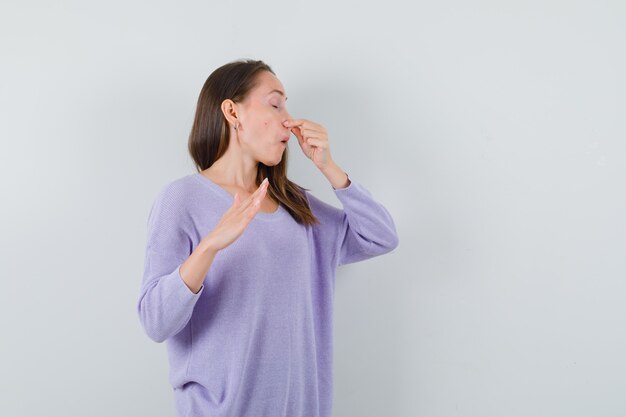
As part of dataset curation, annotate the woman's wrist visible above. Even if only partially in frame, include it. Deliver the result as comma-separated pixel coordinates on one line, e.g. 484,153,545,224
198,236,219,256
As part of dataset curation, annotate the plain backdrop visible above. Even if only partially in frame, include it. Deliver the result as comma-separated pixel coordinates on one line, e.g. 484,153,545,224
1,1,625,416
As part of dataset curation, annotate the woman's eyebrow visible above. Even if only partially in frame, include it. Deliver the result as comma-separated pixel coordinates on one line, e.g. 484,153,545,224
268,89,288,101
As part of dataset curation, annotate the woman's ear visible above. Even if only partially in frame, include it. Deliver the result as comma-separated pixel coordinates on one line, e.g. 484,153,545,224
221,99,239,130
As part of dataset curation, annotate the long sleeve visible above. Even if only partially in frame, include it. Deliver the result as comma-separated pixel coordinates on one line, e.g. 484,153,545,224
332,175,399,266
136,186,204,343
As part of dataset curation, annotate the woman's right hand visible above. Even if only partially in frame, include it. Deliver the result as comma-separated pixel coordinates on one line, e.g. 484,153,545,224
202,178,270,252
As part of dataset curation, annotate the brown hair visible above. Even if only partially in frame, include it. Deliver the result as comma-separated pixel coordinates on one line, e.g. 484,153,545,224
188,58,320,226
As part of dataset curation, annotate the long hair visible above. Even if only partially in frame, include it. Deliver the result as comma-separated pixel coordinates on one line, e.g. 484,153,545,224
188,58,320,226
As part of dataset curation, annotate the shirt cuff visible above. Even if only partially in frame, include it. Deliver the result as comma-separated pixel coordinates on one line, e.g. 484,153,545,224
175,264,204,298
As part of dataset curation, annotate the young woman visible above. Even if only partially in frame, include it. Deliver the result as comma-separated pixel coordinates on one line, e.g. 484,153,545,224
136,59,399,417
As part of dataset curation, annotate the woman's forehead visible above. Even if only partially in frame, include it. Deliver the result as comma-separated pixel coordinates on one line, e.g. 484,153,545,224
255,74,287,99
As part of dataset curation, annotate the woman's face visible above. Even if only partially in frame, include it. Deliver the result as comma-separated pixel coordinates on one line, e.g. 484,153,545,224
229,71,293,165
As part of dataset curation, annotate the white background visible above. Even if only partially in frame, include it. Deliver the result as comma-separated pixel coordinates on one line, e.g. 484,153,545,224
1,1,625,416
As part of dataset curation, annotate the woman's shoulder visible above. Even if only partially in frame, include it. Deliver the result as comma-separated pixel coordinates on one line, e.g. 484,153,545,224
150,173,205,214
157,172,202,197
302,188,344,226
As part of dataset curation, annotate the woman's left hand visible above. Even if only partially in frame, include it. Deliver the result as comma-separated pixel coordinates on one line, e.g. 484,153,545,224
283,119,333,170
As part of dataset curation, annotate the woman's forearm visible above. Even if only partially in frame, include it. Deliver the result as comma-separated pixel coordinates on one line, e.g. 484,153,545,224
179,238,219,294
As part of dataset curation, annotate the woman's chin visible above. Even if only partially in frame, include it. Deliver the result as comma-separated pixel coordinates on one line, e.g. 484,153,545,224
263,156,282,167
